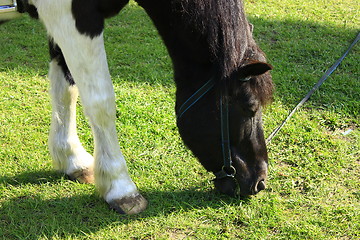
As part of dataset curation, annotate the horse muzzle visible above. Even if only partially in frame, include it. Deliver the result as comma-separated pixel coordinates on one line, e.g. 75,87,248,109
213,172,267,197
237,167,268,196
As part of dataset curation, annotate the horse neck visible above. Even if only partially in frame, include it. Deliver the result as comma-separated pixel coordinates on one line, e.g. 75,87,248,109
140,0,253,77
137,0,253,97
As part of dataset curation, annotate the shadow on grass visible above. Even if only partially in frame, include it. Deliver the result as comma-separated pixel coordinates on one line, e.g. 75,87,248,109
0,172,251,239
0,170,64,186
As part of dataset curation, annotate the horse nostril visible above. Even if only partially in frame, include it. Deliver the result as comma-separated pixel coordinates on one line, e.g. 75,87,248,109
257,180,266,192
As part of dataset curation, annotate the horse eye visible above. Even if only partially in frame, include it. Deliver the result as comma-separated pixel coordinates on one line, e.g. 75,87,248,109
242,106,256,117
241,99,259,117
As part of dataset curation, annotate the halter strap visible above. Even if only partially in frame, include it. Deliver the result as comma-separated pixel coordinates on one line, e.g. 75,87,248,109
176,78,215,119
213,88,236,179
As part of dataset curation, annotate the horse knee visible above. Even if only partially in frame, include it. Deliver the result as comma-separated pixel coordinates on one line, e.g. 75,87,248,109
82,95,116,127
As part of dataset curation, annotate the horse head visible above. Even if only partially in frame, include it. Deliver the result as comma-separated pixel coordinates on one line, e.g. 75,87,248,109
215,55,273,197
176,50,273,197
162,0,274,195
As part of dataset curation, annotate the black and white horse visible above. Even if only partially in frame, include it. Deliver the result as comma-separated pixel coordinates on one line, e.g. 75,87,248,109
2,0,273,214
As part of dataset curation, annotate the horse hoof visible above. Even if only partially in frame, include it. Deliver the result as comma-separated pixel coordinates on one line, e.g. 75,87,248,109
108,193,148,215
68,168,95,184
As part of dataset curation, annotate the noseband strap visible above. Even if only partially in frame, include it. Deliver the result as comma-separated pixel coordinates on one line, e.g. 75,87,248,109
177,76,250,180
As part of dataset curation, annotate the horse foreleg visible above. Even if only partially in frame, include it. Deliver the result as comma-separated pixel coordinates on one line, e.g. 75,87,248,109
35,0,147,214
48,41,94,183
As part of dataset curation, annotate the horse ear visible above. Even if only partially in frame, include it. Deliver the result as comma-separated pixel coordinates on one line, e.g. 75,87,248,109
238,60,272,80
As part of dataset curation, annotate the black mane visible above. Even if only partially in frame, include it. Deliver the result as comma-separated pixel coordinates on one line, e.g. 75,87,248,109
174,0,251,78
173,0,273,105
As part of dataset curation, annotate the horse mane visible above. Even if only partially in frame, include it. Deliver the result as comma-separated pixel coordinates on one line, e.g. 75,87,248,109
174,0,250,78
174,0,273,105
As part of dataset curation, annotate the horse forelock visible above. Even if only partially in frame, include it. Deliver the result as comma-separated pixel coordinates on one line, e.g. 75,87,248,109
174,0,251,78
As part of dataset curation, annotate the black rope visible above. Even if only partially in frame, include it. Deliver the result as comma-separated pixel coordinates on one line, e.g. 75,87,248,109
266,32,360,144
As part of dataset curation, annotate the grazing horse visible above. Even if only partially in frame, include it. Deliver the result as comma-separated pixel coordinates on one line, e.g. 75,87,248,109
1,0,273,214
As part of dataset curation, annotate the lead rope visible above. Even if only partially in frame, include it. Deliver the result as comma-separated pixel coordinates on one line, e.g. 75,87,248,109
266,32,360,144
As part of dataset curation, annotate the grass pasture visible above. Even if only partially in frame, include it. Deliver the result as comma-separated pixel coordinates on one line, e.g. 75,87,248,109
0,0,359,239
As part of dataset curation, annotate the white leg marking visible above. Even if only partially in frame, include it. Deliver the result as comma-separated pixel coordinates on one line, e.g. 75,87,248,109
34,0,139,201
48,60,94,181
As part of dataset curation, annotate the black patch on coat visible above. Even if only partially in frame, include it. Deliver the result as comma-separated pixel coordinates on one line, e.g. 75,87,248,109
71,0,129,38
71,0,104,38
99,0,129,18
17,0,39,19
49,40,75,85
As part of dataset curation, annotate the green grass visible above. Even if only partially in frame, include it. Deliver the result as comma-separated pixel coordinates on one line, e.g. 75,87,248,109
0,0,359,239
